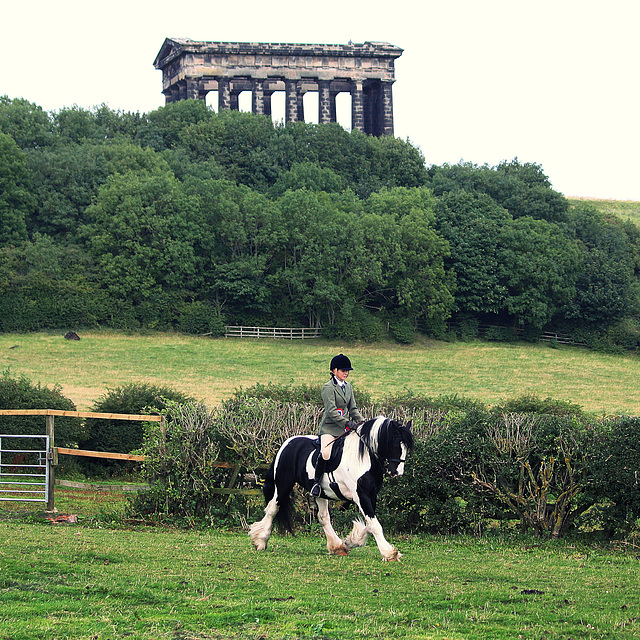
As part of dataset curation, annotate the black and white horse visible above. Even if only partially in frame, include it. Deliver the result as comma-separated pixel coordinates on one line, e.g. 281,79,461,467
249,416,413,561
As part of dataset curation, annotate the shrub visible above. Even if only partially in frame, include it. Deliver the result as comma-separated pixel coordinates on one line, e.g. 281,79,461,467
470,413,600,537
129,401,229,524
592,416,640,537
178,301,225,336
231,381,373,409
421,316,449,340
376,408,491,534
79,382,194,475
325,307,384,343
389,317,416,344
490,394,584,417
0,368,84,447
231,382,323,405
457,317,479,342
485,325,518,342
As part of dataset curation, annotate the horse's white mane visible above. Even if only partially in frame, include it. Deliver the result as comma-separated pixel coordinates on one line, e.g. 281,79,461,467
367,416,388,451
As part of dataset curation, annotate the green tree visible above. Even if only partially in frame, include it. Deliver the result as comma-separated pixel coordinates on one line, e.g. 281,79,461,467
363,187,455,324
268,161,346,197
435,190,510,316
0,234,107,331
269,188,358,327
136,99,212,151
427,160,570,223
182,177,277,321
497,217,581,328
179,110,279,190
0,96,54,149
81,169,198,327
27,141,171,239
564,203,638,325
0,132,32,246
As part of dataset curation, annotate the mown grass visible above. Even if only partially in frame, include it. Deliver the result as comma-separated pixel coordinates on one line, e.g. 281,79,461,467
0,517,638,640
2,330,640,414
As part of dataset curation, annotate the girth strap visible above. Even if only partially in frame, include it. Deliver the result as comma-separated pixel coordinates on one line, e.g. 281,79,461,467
328,473,350,502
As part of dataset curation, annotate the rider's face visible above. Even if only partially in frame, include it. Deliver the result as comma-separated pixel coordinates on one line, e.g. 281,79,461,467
333,368,350,382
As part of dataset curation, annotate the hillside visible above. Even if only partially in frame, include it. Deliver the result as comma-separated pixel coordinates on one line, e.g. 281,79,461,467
2,331,640,415
569,197,640,226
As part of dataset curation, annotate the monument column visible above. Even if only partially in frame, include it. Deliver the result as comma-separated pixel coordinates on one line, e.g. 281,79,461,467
218,78,231,110
285,79,298,123
230,87,240,111
351,81,364,132
263,91,273,117
185,78,201,100
381,81,394,136
318,80,332,124
330,91,338,122
252,79,265,115
296,82,305,122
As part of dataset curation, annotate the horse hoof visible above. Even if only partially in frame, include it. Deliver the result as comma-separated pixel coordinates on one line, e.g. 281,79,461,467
331,546,349,556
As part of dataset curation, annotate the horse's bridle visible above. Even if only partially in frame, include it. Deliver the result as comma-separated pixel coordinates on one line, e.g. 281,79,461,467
351,423,406,473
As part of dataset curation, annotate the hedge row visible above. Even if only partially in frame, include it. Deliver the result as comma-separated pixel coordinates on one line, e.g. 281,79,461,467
130,386,640,539
2,373,638,538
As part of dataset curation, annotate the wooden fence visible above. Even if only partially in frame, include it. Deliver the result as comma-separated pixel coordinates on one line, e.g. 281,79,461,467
0,409,264,510
0,409,164,510
224,325,323,339
469,324,587,347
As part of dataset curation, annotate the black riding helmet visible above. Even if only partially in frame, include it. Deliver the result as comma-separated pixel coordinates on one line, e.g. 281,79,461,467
330,353,353,371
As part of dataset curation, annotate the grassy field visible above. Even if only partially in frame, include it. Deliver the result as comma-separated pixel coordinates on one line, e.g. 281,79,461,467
569,197,640,226
3,328,640,640
0,508,638,640
2,330,640,414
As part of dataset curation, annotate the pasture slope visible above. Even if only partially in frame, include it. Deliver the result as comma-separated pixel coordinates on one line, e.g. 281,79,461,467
2,330,640,414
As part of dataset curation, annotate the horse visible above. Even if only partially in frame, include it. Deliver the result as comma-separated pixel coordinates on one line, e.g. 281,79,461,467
249,416,413,561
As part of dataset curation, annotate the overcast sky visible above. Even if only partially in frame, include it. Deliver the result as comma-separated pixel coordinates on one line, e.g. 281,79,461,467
4,0,639,200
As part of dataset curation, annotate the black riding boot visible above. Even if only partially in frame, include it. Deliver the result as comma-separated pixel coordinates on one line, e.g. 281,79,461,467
310,455,327,497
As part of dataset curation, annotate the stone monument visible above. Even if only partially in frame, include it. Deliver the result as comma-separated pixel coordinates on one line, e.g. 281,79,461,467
154,39,402,136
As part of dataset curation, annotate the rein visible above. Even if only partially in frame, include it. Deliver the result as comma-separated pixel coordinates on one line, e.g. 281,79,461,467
325,420,406,472
355,421,407,471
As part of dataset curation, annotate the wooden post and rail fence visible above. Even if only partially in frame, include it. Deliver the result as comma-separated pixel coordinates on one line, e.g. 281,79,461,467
0,409,264,512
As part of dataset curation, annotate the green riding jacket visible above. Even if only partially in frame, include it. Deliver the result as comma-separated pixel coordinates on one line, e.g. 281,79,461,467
318,378,364,437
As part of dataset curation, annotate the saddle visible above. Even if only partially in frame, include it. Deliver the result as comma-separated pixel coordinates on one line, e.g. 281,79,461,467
312,433,348,473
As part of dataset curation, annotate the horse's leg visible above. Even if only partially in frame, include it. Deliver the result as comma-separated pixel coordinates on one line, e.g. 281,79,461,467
362,515,402,561
352,488,402,561
315,498,349,556
343,519,370,551
249,495,279,551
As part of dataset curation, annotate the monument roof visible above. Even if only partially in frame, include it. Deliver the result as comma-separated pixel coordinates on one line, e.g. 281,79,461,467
154,38,403,69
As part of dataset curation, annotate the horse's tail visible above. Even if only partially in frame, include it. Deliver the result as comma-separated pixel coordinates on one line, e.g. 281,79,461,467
274,489,294,534
261,453,294,534
263,458,276,504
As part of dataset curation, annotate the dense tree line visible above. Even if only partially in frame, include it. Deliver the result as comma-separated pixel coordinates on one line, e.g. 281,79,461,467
1,95,639,345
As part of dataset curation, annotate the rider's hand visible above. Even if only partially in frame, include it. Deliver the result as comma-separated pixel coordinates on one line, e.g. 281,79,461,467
345,420,357,430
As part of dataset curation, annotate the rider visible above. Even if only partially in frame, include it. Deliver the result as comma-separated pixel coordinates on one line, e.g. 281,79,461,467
310,354,364,497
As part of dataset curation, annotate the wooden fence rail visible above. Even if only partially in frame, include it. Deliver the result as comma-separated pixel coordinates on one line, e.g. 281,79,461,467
53,448,266,496
0,409,267,505
224,325,323,339
0,409,163,510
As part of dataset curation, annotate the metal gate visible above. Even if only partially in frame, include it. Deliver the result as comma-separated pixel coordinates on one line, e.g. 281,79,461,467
0,434,50,504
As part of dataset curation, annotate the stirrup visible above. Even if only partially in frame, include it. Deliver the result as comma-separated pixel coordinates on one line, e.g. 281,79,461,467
310,483,322,497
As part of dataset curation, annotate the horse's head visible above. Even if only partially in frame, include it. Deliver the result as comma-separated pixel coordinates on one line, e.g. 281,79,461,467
359,417,414,477
385,419,413,477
